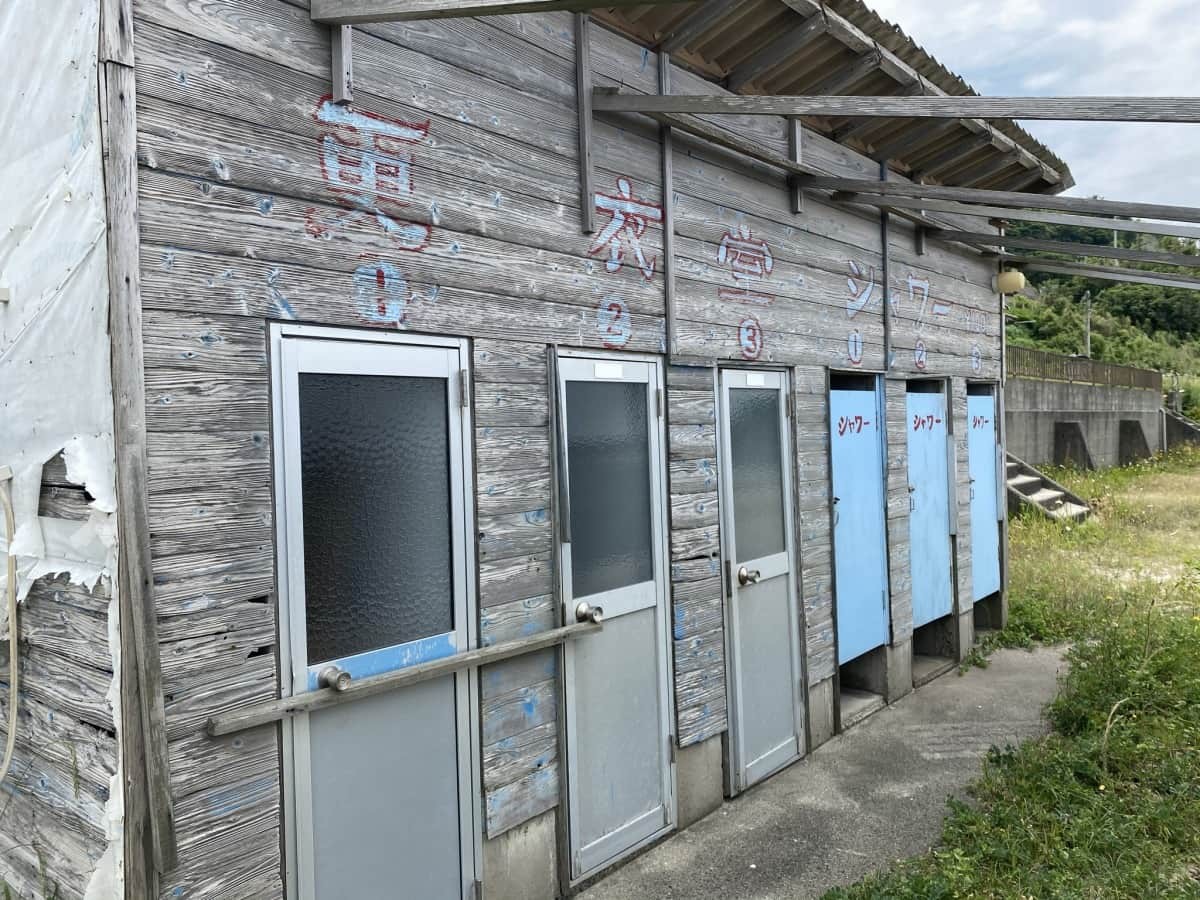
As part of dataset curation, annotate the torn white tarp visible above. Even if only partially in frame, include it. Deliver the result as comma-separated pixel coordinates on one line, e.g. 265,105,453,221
0,0,117,598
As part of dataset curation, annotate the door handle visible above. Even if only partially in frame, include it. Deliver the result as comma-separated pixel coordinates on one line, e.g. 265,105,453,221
737,566,762,586
318,665,352,692
575,601,604,625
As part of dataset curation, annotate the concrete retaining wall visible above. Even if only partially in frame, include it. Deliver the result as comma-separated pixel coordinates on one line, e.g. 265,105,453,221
1005,377,1163,469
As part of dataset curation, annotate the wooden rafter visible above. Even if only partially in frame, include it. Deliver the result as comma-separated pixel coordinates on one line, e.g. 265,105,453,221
590,91,1200,122
724,14,828,91
802,176,1200,224
658,0,747,53
311,0,695,24
938,230,1200,268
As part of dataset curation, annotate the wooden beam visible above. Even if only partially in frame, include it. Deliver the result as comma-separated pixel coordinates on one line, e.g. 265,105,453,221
830,195,1200,241
804,176,1200,224
941,230,1200,268
209,621,603,735
724,14,828,92
659,0,747,53
1004,256,1200,291
590,91,1200,122
311,0,693,22
576,12,594,234
98,0,177,879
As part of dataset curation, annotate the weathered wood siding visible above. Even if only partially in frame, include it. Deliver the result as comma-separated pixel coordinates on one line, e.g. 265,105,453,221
884,378,915,646
951,377,973,614
128,0,1004,889
667,366,724,747
475,341,558,836
794,367,835,686
0,458,118,898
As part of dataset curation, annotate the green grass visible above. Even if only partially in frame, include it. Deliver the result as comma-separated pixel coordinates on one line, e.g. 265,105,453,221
826,448,1200,899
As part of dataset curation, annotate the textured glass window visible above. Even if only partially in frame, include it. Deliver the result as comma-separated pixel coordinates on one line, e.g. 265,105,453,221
566,381,654,597
299,373,453,665
730,388,786,560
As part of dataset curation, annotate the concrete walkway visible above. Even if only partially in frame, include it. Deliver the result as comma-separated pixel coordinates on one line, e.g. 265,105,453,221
580,646,1066,900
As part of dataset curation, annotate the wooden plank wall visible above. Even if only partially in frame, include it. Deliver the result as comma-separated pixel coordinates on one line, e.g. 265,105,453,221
794,367,836,688
126,0,1004,890
666,366,725,747
885,378,915,647
0,457,119,899
474,341,559,836
952,378,974,616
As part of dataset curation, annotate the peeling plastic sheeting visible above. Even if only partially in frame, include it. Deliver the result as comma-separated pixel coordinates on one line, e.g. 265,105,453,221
1,1,124,897
0,0,117,600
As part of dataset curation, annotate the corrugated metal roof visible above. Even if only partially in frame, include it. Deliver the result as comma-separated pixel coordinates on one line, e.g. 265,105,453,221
596,0,1074,193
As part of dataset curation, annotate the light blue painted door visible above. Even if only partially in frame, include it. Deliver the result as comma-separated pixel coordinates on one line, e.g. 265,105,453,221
829,386,890,665
906,390,953,628
968,394,1002,600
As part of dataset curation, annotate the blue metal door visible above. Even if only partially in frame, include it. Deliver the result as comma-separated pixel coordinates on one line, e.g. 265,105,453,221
829,384,890,665
906,389,953,627
968,393,1001,600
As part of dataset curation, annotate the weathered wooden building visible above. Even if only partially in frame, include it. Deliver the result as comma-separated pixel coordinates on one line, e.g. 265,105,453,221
3,0,1086,896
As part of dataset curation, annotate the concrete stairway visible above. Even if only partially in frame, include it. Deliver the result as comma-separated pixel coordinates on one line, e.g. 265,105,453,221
1164,408,1200,449
1006,453,1090,522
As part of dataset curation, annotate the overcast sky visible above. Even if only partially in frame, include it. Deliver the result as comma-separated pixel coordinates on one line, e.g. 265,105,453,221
866,0,1200,208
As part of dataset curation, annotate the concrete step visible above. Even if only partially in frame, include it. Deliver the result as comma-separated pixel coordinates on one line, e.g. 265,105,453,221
1029,487,1066,508
1008,473,1041,492
1048,501,1090,522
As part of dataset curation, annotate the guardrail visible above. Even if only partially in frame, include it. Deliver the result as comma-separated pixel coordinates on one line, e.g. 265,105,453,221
1006,346,1162,392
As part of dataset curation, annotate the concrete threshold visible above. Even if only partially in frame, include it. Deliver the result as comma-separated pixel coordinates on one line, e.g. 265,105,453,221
577,646,1066,900
912,653,956,688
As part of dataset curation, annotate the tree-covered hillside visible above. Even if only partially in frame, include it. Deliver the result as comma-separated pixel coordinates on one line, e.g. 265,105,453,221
1003,220,1200,376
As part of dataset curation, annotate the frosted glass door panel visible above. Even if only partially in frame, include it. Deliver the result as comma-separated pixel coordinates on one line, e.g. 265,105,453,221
299,373,453,666
566,381,653,598
729,388,786,561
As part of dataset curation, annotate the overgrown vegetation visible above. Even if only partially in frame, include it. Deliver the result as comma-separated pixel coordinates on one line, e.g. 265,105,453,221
826,448,1200,899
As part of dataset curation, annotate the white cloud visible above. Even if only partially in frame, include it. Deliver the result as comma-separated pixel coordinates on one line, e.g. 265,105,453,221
863,0,1200,206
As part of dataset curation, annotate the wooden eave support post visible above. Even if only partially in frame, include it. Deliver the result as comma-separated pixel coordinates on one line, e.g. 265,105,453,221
332,24,354,103
576,12,594,234
787,117,804,214
310,0,695,24
98,0,177,891
659,50,677,356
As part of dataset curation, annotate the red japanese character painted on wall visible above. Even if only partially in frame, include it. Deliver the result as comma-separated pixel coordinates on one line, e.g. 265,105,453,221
717,224,775,305
309,96,431,251
589,177,663,281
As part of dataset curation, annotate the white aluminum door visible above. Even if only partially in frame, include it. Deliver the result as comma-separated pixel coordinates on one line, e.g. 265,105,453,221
718,370,803,792
273,328,480,900
557,354,675,883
